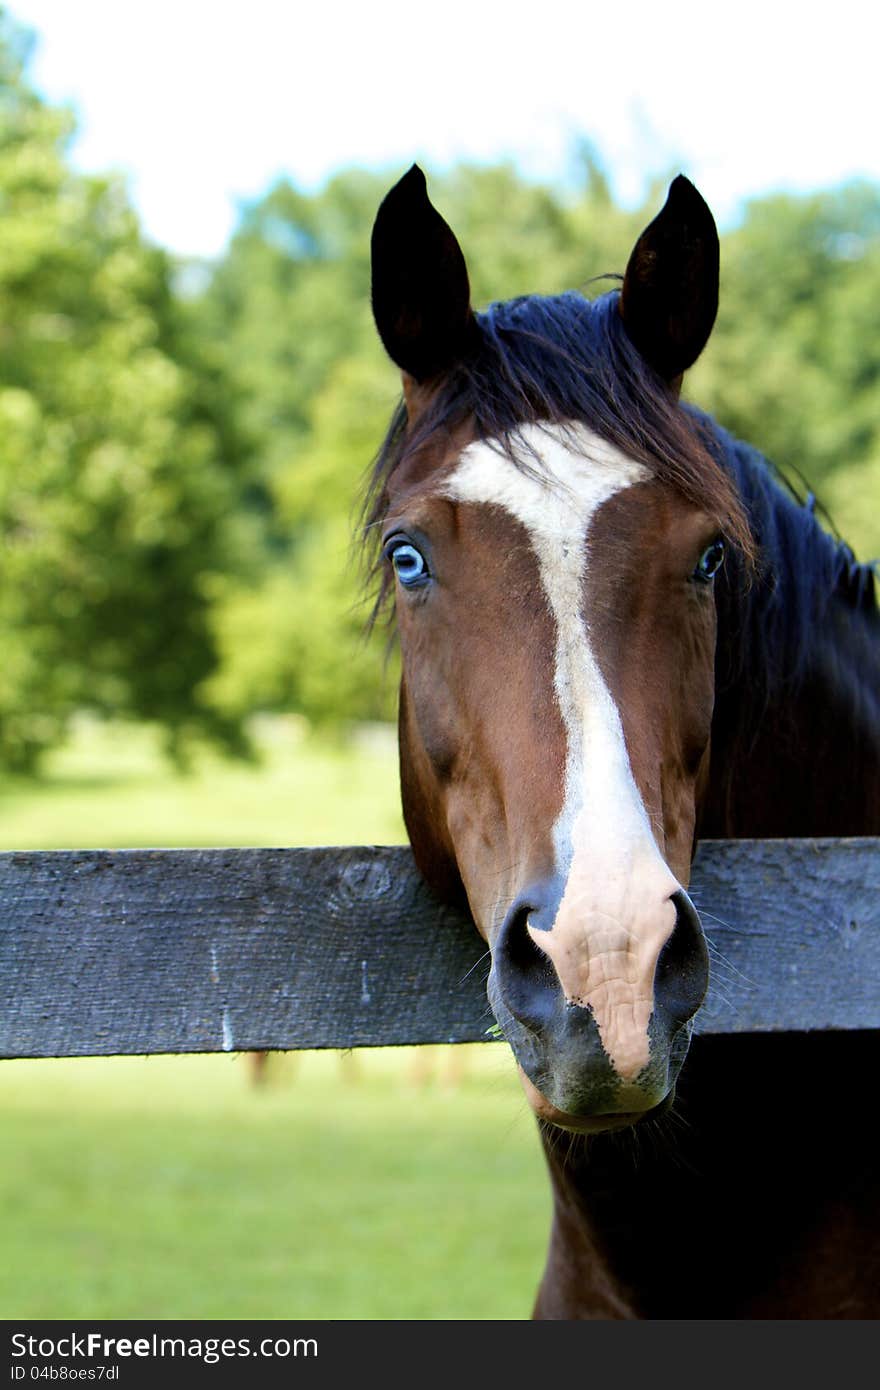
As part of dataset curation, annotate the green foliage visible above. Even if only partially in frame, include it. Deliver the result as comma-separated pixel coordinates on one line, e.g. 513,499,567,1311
689,182,880,559
0,14,258,769
199,351,400,731
201,528,398,734
195,170,386,471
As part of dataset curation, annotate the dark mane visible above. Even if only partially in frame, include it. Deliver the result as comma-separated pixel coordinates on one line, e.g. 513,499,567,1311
361,289,754,615
704,417,879,702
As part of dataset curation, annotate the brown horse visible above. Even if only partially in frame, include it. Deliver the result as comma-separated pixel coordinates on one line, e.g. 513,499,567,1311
365,166,880,1318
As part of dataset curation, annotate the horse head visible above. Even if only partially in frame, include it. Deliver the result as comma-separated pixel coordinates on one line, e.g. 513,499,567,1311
367,167,752,1132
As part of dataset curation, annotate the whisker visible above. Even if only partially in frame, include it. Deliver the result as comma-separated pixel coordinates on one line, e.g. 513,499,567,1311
703,935,757,989
457,949,492,988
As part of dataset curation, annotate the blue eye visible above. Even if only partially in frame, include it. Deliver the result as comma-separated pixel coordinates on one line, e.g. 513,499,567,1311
388,541,429,588
694,538,725,583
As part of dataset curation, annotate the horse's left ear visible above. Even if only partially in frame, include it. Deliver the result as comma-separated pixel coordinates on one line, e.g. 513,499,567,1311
371,164,475,386
619,175,719,384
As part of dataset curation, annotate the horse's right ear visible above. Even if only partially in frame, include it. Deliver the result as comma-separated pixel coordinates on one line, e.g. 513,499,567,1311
371,165,475,385
619,175,719,384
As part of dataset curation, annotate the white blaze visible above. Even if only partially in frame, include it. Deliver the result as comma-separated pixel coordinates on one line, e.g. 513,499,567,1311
447,423,680,1080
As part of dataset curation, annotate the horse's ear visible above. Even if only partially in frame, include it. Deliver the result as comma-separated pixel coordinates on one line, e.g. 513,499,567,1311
619,175,719,384
371,164,475,384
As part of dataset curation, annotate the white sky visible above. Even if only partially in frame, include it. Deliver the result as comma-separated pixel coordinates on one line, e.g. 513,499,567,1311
7,0,880,258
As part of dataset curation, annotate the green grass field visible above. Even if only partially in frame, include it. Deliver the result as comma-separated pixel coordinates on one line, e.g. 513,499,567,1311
0,719,549,1320
0,715,407,850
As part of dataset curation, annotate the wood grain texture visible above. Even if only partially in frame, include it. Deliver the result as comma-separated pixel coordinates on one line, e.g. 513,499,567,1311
0,839,877,1058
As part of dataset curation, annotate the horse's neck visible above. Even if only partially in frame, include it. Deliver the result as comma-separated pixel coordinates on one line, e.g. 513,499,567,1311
701,557,880,839
689,426,880,839
535,1031,880,1318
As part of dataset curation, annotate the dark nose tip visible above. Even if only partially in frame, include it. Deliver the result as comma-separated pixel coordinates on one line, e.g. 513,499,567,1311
491,890,560,1034
654,888,710,1025
489,884,622,1113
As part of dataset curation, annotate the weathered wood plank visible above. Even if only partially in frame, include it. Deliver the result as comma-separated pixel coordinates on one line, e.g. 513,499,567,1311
0,839,877,1059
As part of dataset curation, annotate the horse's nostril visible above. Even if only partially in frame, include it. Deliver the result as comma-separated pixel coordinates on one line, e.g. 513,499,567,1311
654,889,710,1024
493,898,559,1027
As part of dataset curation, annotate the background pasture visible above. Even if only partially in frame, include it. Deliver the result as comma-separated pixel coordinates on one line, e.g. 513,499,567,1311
0,718,549,1320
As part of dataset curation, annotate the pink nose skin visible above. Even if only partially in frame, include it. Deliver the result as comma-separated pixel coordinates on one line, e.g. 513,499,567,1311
529,873,679,1083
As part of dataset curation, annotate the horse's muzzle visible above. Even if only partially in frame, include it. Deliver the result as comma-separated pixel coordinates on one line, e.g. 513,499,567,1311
488,884,709,1121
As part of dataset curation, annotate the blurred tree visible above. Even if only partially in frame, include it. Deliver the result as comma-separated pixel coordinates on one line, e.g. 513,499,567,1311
0,14,259,769
689,182,880,559
195,172,402,731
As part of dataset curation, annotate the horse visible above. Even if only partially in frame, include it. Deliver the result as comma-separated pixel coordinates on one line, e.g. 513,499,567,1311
364,166,880,1318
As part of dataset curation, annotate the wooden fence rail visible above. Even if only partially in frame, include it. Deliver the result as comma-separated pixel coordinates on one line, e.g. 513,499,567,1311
1,838,878,1060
